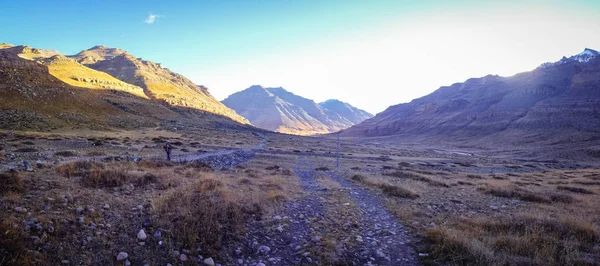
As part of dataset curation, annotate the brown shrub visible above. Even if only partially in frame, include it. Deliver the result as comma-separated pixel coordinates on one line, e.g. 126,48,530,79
267,190,287,202
56,161,105,178
280,169,293,176
572,181,600,185
479,186,575,204
351,174,366,182
0,218,34,266
548,193,576,203
458,181,475,186
57,161,160,188
153,185,248,256
54,151,77,157
13,147,37,153
0,170,25,195
385,171,449,187
479,186,550,203
425,215,600,265
185,161,213,171
80,168,131,188
379,184,419,199
245,169,260,178
138,159,175,168
466,174,484,179
265,165,280,171
197,178,223,192
557,186,595,194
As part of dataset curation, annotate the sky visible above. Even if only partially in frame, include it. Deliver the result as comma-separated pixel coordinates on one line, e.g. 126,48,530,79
1,0,600,114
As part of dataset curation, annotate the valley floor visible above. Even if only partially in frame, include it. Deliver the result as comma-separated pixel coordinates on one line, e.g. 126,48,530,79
0,127,599,265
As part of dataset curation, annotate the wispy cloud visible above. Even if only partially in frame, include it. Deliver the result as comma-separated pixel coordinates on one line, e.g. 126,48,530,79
144,14,161,24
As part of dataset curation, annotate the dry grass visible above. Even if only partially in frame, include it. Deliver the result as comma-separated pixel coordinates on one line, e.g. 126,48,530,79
152,170,296,256
379,183,419,199
0,170,25,195
54,151,77,157
479,185,575,204
425,214,600,265
56,161,161,188
0,217,35,266
349,172,419,199
557,186,595,194
385,170,449,187
13,147,37,153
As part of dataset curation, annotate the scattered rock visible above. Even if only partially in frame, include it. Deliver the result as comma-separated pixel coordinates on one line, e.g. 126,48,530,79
180,254,188,262
137,229,147,241
21,160,33,172
203,257,215,266
103,203,110,210
418,253,429,257
273,215,282,221
258,245,271,254
311,235,321,243
117,252,128,261
61,260,69,264
14,207,27,213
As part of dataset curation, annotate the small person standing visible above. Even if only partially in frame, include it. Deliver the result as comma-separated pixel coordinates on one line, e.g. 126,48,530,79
164,142,173,161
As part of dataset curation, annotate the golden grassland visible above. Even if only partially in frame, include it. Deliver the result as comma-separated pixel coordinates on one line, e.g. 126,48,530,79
1,128,599,265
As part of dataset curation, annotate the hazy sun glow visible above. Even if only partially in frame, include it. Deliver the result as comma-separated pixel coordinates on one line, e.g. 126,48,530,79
193,2,600,114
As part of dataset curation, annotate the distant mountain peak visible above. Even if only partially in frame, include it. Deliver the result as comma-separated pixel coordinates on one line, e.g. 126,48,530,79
540,47,599,68
222,86,372,135
573,48,599,63
322,99,342,104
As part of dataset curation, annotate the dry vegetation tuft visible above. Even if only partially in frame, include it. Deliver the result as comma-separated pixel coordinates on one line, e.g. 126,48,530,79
557,185,595,194
153,169,296,257
379,183,419,199
349,173,419,199
479,185,575,203
0,170,25,195
0,218,34,266
425,215,600,265
385,170,449,187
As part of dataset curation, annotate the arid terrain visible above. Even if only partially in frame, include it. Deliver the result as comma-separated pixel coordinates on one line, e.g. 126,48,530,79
1,124,598,266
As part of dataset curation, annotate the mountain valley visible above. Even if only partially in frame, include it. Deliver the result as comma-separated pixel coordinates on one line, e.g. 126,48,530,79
1,43,599,266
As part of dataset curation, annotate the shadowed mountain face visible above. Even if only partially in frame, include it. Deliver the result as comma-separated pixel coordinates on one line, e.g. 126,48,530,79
70,46,249,124
340,48,600,145
0,44,249,130
222,85,372,135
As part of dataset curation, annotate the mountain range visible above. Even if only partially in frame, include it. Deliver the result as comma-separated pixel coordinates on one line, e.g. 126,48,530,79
340,48,600,157
0,43,248,131
221,85,373,135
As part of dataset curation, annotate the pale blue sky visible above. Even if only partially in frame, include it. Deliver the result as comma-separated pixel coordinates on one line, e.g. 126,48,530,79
1,0,600,113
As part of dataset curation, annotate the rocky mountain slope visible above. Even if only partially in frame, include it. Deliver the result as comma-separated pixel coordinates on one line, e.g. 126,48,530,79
340,48,600,148
319,99,374,125
70,46,248,124
0,44,249,130
221,85,371,135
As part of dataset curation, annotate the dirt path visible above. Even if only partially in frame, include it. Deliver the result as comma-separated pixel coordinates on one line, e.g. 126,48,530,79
54,133,268,169
326,171,420,265
226,154,419,265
